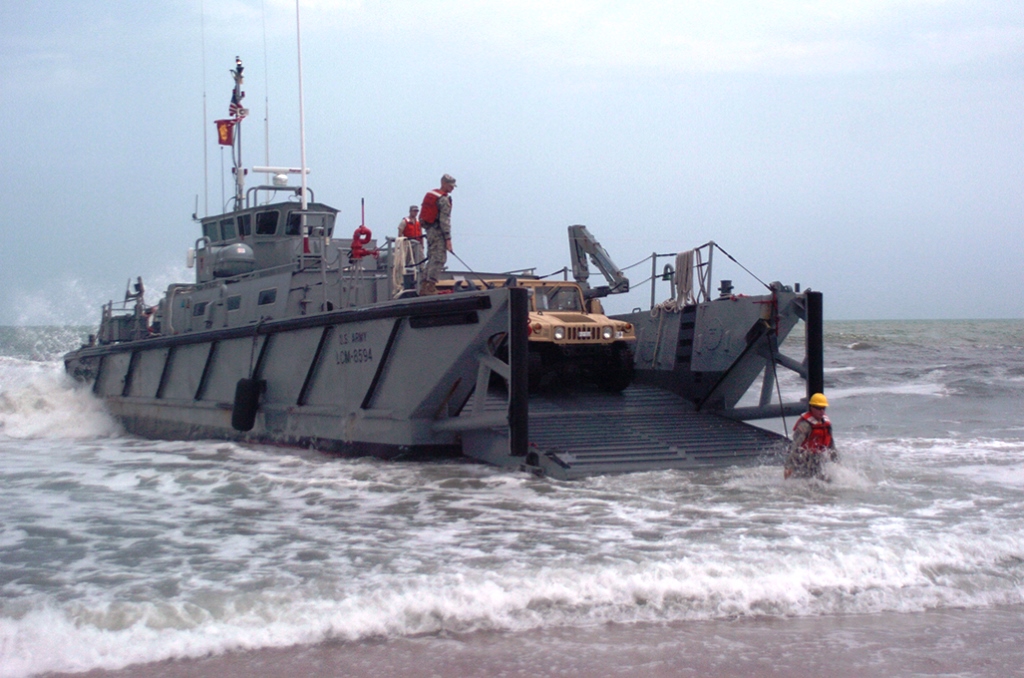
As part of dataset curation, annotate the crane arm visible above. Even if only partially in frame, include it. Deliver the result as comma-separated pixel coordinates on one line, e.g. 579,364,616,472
568,225,630,298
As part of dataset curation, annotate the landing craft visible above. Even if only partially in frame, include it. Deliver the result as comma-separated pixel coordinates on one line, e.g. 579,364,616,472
63,58,823,479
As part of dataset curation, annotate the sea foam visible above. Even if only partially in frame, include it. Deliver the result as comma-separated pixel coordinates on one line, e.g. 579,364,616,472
0,360,120,440
3,527,1023,678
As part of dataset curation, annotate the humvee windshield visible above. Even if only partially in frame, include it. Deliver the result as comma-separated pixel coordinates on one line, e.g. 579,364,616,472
532,285,583,312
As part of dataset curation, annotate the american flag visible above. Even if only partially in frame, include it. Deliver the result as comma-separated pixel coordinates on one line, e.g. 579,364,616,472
229,90,248,119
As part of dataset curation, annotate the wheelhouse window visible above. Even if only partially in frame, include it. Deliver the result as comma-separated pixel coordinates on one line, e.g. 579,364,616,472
255,210,279,236
237,213,252,237
202,221,219,241
226,295,242,311
220,218,237,241
307,213,333,237
257,289,277,306
285,212,303,236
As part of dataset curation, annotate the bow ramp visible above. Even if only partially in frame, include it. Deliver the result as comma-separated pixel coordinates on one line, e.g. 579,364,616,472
461,385,787,480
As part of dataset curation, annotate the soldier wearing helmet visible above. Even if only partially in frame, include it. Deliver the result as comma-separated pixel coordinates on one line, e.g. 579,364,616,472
784,392,838,480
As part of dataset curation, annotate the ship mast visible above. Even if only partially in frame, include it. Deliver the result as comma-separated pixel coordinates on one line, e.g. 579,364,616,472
229,57,248,210
295,0,309,250
213,57,249,212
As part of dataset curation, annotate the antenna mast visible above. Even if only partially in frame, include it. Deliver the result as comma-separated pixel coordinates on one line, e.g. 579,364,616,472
214,58,250,212
295,1,309,213
294,0,311,256
229,57,248,210
262,0,271,205
200,0,209,217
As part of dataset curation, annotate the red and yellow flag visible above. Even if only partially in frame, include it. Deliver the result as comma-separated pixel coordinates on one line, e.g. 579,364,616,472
215,119,236,146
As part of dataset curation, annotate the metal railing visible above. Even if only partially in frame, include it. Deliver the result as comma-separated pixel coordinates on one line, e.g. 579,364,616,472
637,241,717,309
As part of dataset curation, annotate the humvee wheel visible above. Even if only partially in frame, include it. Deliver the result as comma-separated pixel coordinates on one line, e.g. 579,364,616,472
596,344,635,393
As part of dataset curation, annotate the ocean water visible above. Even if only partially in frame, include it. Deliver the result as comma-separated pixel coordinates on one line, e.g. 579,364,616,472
1,321,1023,677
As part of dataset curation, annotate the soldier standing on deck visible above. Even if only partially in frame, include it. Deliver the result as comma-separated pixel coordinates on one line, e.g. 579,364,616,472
398,205,424,270
418,174,456,296
784,392,838,480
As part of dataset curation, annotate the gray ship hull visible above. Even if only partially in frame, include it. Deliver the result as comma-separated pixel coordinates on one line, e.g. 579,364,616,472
65,282,810,479
67,289,530,461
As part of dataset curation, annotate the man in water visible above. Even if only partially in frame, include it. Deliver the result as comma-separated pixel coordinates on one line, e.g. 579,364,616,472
784,392,838,480
418,173,456,296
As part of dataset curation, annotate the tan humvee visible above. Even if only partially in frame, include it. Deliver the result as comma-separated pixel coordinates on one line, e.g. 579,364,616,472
436,277,636,391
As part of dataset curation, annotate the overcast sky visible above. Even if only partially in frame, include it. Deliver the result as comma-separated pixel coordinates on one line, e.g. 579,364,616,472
2,1,1022,324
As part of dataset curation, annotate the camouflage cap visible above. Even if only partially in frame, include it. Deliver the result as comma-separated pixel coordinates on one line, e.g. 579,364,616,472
441,173,457,186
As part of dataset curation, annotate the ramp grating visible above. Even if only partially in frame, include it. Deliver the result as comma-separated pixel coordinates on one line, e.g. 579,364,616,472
526,385,785,477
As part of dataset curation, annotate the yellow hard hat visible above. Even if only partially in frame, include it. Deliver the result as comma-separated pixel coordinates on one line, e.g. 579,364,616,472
808,393,829,408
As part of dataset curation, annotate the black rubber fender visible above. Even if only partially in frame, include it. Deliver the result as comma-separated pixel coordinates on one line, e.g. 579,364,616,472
231,378,264,431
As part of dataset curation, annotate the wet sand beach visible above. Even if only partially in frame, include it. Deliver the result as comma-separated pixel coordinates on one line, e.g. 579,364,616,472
55,606,1024,678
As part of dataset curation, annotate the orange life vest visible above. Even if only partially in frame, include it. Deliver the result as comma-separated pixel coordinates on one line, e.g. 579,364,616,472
401,217,422,240
420,188,450,224
795,412,833,452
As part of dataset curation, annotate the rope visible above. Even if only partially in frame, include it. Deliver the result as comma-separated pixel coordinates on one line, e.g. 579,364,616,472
767,333,790,440
391,237,412,297
650,305,667,360
713,243,771,291
537,267,569,279
450,250,496,289
633,274,656,288
650,297,682,317
620,254,654,272
248,317,265,379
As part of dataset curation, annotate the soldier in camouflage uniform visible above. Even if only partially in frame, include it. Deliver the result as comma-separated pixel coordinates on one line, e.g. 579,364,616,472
418,174,456,296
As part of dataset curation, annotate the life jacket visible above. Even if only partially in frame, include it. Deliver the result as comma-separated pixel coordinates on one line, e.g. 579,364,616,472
795,412,833,452
401,217,422,240
420,188,450,224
